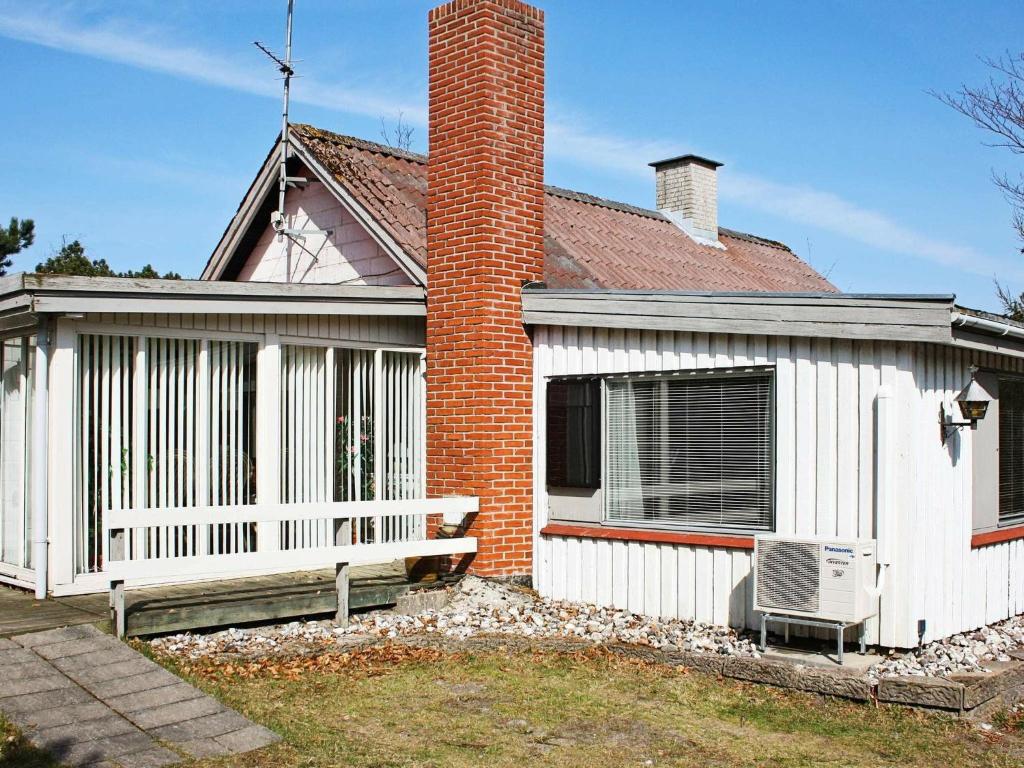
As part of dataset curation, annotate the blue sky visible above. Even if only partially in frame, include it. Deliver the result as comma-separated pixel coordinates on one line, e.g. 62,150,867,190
2,1,1023,310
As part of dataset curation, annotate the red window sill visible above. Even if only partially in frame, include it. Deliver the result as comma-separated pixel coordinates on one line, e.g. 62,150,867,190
971,525,1024,548
540,523,754,550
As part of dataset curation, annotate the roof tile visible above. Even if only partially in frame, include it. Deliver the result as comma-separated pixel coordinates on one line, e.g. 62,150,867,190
289,124,835,293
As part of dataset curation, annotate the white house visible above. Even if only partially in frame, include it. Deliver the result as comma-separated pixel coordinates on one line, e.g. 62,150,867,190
1,0,1022,650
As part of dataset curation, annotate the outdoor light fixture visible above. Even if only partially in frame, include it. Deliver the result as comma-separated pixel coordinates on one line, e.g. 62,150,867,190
939,366,992,444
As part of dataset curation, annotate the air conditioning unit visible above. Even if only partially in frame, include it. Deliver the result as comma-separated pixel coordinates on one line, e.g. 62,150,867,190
754,536,878,623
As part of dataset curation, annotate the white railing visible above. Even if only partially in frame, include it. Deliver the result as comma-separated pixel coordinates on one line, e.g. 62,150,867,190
103,497,478,582
104,497,477,637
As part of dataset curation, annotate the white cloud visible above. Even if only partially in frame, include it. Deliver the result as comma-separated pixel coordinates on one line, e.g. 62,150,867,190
721,172,1018,280
0,3,425,122
1,3,1011,282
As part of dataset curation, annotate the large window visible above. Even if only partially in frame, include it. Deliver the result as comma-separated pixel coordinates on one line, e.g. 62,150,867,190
605,372,774,533
546,370,775,534
280,345,425,549
77,334,257,573
999,376,1024,526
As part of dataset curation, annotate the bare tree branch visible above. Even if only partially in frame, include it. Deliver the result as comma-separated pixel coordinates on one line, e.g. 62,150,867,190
379,112,415,152
936,51,1024,307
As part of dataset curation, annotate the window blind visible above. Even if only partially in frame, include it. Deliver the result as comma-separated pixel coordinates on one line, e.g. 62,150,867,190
605,373,774,533
999,377,1024,526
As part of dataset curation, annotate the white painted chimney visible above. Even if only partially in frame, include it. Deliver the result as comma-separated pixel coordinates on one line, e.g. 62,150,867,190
650,154,723,246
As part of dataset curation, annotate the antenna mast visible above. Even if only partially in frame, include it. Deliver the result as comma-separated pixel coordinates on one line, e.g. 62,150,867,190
276,0,294,234
255,1,330,259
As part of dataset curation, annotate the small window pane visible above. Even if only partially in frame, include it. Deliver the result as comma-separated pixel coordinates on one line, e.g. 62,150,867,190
546,379,601,488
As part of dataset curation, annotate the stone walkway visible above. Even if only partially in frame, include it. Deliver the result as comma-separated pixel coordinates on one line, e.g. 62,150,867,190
0,624,278,767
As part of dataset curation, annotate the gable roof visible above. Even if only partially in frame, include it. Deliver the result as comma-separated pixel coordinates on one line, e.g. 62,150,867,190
204,124,835,293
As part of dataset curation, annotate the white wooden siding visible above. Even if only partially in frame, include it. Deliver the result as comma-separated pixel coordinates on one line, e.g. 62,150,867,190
534,325,1024,648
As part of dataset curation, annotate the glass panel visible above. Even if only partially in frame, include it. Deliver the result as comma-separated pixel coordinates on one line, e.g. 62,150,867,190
546,379,600,488
999,377,1024,525
0,336,33,571
77,334,135,574
605,373,774,534
76,334,258,570
207,340,257,555
280,344,331,549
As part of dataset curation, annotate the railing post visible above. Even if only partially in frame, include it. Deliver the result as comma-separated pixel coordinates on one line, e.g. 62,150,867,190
335,562,350,627
109,527,125,563
110,579,126,639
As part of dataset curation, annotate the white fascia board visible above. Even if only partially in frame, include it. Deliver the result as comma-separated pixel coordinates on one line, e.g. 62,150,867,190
202,148,280,280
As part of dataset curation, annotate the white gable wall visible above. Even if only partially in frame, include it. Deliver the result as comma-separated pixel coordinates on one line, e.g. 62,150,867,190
238,180,414,286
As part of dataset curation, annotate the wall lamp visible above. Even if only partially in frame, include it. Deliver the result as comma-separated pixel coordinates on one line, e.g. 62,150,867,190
939,366,992,445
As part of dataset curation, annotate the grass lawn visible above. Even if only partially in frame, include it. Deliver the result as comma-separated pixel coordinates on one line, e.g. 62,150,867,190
147,644,1024,768
4,644,1023,768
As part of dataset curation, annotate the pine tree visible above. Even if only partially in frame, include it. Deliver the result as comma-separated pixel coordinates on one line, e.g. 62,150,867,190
0,217,35,276
35,238,182,279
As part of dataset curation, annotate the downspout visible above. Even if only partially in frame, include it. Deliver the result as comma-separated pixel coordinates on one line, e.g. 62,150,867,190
867,384,894,600
32,318,50,599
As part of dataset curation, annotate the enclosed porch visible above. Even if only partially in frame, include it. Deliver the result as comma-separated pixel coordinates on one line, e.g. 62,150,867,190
0,275,475,602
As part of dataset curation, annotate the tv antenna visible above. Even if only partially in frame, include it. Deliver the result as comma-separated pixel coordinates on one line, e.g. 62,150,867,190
254,0,331,272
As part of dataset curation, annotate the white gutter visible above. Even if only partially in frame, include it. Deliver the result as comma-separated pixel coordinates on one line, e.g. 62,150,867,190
31,319,49,599
951,310,1024,341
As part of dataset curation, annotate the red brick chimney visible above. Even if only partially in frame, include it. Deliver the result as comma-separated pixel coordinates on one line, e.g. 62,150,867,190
426,0,545,579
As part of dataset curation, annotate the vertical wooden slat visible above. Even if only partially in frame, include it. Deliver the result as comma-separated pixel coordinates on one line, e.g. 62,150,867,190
196,340,210,555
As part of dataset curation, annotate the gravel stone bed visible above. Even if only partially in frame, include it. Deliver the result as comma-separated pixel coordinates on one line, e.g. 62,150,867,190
151,576,760,661
149,576,1024,681
869,615,1024,678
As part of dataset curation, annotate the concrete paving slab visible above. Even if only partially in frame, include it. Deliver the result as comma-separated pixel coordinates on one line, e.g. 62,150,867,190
50,647,140,671
130,696,225,730
0,625,278,765
106,682,204,714
214,724,280,753
32,636,121,660
0,672,77,698
0,685,94,713
173,737,234,759
34,714,140,746
7,659,65,681
13,623,104,648
0,647,46,665
115,746,181,768
149,710,252,743
85,668,181,698
17,701,112,729
66,656,158,685
0,637,18,650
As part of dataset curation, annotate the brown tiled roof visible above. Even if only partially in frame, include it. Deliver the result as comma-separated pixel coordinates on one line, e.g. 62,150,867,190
289,124,835,292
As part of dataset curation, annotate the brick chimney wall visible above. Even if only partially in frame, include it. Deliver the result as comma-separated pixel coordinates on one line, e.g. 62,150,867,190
425,0,545,578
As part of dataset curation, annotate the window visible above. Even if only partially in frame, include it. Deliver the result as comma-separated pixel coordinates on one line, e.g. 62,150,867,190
279,345,425,549
999,376,1024,526
604,372,774,534
546,379,601,488
76,334,258,573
